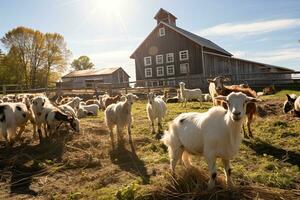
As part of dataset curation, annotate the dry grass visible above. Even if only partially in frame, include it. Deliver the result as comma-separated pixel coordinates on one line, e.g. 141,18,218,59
0,90,299,199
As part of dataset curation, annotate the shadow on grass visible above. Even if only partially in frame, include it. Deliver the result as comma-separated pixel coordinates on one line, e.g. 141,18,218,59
0,133,67,196
243,139,300,167
109,142,150,184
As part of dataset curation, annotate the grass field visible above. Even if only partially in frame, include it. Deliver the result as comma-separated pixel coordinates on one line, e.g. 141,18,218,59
0,90,300,199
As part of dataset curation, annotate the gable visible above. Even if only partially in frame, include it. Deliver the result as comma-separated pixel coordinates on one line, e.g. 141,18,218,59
130,22,232,58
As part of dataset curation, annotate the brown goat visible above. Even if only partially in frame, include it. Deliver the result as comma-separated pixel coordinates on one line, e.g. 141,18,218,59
209,77,258,138
104,95,121,108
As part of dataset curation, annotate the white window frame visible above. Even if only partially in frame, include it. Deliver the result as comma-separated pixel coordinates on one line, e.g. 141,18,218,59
179,50,189,61
156,66,164,77
167,79,176,87
144,56,152,66
156,54,163,65
166,65,175,76
159,27,165,37
145,68,152,78
180,63,189,74
166,53,174,63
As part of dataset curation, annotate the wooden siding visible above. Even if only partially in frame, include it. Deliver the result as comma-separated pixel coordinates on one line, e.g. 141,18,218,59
133,23,204,82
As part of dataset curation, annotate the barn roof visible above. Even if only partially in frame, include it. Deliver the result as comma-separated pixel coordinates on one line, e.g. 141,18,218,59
130,21,232,58
162,22,232,56
62,67,130,78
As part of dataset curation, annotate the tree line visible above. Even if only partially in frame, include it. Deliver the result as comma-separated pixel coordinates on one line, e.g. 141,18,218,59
0,26,95,89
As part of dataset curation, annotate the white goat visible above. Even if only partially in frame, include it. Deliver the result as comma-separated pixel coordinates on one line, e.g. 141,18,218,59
81,104,99,116
146,93,167,134
161,92,259,190
0,102,36,143
65,97,82,112
207,76,230,105
59,104,77,117
45,108,80,138
179,82,202,107
105,93,138,149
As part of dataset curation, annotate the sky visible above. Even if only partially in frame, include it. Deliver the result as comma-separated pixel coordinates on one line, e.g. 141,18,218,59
1,0,300,80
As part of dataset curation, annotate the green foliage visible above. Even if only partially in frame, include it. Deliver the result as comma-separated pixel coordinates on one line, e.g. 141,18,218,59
115,183,138,200
0,26,71,88
71,55,94,70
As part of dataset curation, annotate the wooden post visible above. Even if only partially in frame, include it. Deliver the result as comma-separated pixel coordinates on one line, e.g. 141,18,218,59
2,85,6,95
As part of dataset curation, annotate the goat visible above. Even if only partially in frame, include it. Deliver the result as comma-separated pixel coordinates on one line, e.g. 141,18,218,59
104,93,138,149
0,103,36,144
146,93,167,134
45,108,80,138
79,104,99,116
104,95,121,108
207,76,230,106
208,76,258,138
283,94,300,117
161,92,259,190
157,91,168,102
179,82,202,107
166,90,182,103
86,99,101,108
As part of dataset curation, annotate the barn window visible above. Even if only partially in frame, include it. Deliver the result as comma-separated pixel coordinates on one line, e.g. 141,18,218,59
156,66,164,77
158,80,165,86
167,79,176,86
145,81,152,87
166,65,175,76
179,50,189,61
166,53,174,63
159,27,165,37
180,63,189,74
144,56,152,66
156,55,163,64
145,68,152,78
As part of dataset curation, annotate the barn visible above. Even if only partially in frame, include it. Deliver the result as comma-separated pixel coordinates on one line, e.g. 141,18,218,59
58,67,130,88
130,8,294,89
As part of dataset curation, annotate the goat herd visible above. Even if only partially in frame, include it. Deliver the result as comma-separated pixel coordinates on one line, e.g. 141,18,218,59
0,76,299,190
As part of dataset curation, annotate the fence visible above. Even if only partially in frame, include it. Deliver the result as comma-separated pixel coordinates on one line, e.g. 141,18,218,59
1,71,300,96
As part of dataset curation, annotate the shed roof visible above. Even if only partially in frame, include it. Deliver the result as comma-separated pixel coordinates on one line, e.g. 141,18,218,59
62,67,130,78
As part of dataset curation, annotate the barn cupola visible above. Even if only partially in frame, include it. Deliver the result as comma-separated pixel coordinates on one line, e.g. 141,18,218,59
154,8,177,26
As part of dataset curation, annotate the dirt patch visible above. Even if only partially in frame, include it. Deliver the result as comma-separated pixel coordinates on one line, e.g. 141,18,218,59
257,100,284,117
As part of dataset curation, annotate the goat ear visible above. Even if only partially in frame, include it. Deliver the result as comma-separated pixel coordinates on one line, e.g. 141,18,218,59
246,97,261,103
215,95,227,102
286,94,293,101
223,77,231,82
207,79,214,83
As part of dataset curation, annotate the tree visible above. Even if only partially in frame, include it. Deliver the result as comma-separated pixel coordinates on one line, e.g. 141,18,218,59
44,33,71,87
1,26,71,88
71,56,94,70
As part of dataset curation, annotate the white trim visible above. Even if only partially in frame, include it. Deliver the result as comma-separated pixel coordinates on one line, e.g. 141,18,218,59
167,78,176,86
159,27,165,37
156,66,164,77
180,63,189,74
156,54,164,64
179,50,189,61
145,68,152,78
144,56,152,66
166,65,175,76
166,53,174,63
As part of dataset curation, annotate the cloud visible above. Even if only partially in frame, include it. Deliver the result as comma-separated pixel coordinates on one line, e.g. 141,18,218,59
232,47,300,65
198,18,300,37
